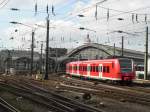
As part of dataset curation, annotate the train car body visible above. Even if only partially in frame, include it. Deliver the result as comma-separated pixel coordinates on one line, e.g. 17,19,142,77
135,58,150,79
135,65,144,79
66,58,135,82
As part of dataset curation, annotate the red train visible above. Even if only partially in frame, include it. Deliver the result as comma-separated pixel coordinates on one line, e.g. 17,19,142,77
66,58,135,82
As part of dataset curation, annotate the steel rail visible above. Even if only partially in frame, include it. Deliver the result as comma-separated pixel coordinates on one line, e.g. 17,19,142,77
11,79,104,112
0,97,20,112
0,78,104,112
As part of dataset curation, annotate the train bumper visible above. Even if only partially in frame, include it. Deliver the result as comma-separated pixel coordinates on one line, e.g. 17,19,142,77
121,74,135,81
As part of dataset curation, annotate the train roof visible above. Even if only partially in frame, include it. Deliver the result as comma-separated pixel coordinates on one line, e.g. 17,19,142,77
67,58,132,65
68,59,117,64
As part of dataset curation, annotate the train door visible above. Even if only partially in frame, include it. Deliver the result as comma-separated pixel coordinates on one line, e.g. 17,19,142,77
71,64,73,74
82,64,87,76
99,64,103,79
87,64,90,77
74,64,77,74
77,63,79,76
90,64,99,78
79,64,83,76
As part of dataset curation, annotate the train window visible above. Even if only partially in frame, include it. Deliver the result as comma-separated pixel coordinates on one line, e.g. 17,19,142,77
83,66,85,71
141,67,144,71
103,66,109,73
107,66,110,73
84,66,87,71
135,65,144,71
96,66,99,72
112,63,114,68
90,66,93,72
93,66,95,72
103,66,106,73
81,66,83,71
119,59,132,73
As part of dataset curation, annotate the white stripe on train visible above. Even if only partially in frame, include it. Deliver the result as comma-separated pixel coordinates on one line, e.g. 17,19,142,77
70,73,121,80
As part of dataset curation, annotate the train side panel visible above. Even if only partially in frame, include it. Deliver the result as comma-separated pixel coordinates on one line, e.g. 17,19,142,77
66,58,135,82
99,60,121,80
90,63,99,78
82,63,88,76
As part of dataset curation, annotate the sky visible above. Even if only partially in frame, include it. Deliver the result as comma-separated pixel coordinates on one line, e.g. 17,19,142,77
0,0,150,52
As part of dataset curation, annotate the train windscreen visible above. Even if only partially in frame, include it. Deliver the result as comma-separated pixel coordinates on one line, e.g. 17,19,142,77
135,65,144,71
119,59,132,73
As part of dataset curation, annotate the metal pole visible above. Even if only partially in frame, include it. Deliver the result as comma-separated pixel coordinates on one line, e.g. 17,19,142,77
44,15,50,80
7,50,10,74
30,31,34,75
113,43,115,57
40,42,43,74
121,36,124,57
144,26,148,80
55,48,58,73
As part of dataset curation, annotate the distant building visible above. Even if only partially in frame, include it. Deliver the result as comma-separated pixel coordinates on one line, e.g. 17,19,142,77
0,50,40,74
0,48,67,74
48,47,67,57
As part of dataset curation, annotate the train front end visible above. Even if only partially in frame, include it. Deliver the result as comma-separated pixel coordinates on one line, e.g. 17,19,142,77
118,58,135,82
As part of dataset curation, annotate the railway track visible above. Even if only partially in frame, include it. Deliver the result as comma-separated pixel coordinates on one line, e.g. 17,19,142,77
50,73,150,94
12,74,150,106
0,97,20,112
47,75,150,106
1,74,150,110
15,74,150,106
0,76,104,112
